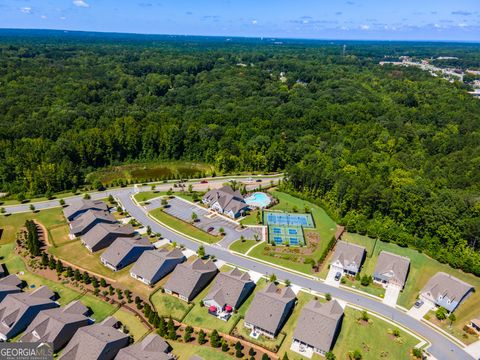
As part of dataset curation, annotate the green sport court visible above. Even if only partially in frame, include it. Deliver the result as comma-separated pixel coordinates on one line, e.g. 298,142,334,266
264,211,314,246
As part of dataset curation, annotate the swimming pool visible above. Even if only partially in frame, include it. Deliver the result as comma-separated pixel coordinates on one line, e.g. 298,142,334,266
244,192,272,208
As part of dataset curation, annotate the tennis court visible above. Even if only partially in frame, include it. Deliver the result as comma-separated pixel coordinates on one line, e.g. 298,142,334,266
268,225,305,246
264,211,314,228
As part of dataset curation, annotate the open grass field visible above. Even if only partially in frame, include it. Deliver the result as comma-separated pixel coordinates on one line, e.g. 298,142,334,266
339,232,480,342
112,308,150,341
150,290,194,321
0,208,67,244
87,161,214,185
229,239,259,254
134,191,198,205
78,293,118,321
171,341,234,359
149,207,220,244
332,307,420,360
245,191,337,274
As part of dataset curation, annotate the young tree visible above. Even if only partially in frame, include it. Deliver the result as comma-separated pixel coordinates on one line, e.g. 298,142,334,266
100,278,107,287
221,341,229,352
74,269,81,282
146,225,152,236
197,245,205,258
325,293,332,301
184,325,193,342
55,260,64,274
325,352,336,360
108,194,115,203
59,199,65,206
448,312,456,326
285,279,291,287
191,212,198,222
269,273,277,283
262,354,270,360
198,329,207,344
83,193,91,200
157,316,166,337
167,317,176,340
29,204,35,212
210,329,221,348
282,353,290,360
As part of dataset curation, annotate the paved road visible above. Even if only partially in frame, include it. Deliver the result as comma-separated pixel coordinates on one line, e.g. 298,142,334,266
2,174,473,360
115,192,473,360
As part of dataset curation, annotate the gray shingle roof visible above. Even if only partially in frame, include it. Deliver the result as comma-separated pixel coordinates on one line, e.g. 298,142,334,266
0,275,23,300
115,334,172,360
374,251,410,287
59,316,129,360
244,283,296,334
70,210,116,235
331,241,366,269
203,186,247,214
19,301,89,350
101,236,153,269
82,223,135,251
130,248,185,283
63,200,108,221
421,272,473,303
292,300,344,352
204,268,254,309
164,259,218,299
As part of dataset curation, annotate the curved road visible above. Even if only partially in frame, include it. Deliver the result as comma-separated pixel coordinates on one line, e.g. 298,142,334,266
2,176,473,360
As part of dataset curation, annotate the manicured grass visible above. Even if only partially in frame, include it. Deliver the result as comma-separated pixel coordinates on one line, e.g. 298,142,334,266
0,208,67,244
340,232,480,343
150,291,193,321
48,224,71,246
171,341,234,359
333,307,419,360
0,192,78,206
112,308,149,341
229,239,259,254
245,191,338,274
235,319,286,352
134,191,164,203
78,294,118,322
240,210,261,226
149,208,220,244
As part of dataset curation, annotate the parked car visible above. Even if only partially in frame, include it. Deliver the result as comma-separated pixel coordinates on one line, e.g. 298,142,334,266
334,272,342,281
207,227,214,233
414,300,424,308
200,180,208,184
255,179,262,182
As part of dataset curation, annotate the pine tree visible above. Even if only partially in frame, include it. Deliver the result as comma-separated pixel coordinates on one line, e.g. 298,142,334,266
167,317,176,340
157,316,166,337
198,329,207,344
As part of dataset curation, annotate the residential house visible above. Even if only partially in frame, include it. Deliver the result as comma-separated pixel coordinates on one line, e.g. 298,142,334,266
63,200,109,222
244,283,296,339
0,274,23,302
101,236,154,271
60,316,130,360
70,210,116,237
373,251,410,289
470,318,480,333
0,286,58,340
202,186,249,218
20,300,90,352
115,334,173,360
164,259,218,302
130,248,185,286
330,241,366,276
420,272,474,312
81,223,135,252
203,268,255,321
291,300,344,357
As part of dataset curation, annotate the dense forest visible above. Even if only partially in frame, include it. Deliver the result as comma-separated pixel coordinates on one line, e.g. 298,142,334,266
0,30,479,275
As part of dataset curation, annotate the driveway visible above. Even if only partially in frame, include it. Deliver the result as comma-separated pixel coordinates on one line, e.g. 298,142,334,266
407,302,434,320
325,266,341,287
464,340,480,360
383,285,401,307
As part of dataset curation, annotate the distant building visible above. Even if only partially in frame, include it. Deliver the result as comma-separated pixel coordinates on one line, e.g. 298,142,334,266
244,283,296,339
164,259,218,302
20,300,90,352
330,241,366,276
420,272,474,312
100,236,154,271
59,316,129,360
470,318,480,333
63,200,108,222
202,186,249,218
81,223,135,252
203,268,255,321
0,286,58,340
291,300,344,357
69,209,116,237
116,334,173,360
130,248,185,286
373,251,410,289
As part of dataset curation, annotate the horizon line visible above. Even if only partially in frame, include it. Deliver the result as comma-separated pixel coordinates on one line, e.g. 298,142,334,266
1,27,479,45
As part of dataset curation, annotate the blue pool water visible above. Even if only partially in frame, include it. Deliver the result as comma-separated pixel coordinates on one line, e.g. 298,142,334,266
273,227,282,234
274,237,283,244
244,192,272,208
288,229,297,235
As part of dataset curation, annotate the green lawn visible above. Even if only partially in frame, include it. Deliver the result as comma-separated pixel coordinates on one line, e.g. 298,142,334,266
0,208,67,244
112,308,150,341
234,319,286,352
240,210,261,226
78,293,119,321
150,290,193,321
229,239,259,254
171,341,234,359
134,191,165,203
340,232,480,343
332,308,420,360
244,191,338,274
149,208,220,244
0,191,78,206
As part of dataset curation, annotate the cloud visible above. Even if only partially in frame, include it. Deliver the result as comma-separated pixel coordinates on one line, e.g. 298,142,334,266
335,12,342,15
60,16,67,20
20,7,32,14
346,1,355,4
138,2,153,7
451,11,472,16
360,24,370,30
251,19,258,25
185,11,193,15
41,15,47,19
73,0,90,8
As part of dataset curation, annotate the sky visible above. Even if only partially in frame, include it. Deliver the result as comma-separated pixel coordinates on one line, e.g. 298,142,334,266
0,0,479,42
